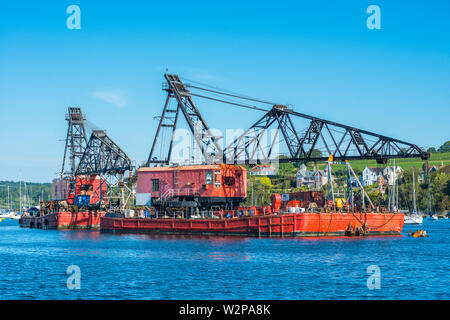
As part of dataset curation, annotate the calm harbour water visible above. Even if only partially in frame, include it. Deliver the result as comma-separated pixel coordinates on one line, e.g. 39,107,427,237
0,218,448,300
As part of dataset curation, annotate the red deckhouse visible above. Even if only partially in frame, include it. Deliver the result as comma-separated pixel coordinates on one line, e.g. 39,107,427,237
137,164,247,210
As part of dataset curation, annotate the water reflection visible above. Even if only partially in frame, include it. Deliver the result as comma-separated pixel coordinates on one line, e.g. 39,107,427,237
208,252,250,261
59,230,102,241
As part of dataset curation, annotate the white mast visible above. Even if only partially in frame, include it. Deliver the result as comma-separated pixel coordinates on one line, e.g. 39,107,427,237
393,160,396,211
327,155,335,211
24,182,27,209
19,178,22,212
396,166,399,210
412,168,417,213
388,185,391,212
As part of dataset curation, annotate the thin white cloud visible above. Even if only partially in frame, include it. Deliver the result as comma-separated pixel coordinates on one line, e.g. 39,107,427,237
93,90,127,108
181,67,223,82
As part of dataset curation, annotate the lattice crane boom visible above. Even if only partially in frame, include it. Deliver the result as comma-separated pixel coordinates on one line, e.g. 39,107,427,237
61,107,88,175
75,130,132,176
146,74,429,166
146,74,223,166
223,105,428,164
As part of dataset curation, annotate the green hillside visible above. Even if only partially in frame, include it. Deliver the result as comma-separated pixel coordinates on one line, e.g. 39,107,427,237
244,152,450,210
312,151,450,173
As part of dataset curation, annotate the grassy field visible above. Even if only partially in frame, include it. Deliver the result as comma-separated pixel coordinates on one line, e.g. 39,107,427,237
309,152,450,173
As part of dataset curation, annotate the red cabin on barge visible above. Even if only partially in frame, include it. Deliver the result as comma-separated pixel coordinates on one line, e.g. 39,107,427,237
136,164,247,211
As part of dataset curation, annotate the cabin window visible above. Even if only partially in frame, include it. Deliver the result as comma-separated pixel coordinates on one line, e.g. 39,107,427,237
205,171,213,185
223,177,235,186
214,170,221,188
152,179,160,192
80,184,91,191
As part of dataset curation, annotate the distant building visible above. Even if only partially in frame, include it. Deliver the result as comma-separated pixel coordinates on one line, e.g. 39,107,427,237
250,164,277,176
383,166,404,186
349,177,360,188
296,164,328,189
430,164,444,173
361,167,385,186
419,162,445,183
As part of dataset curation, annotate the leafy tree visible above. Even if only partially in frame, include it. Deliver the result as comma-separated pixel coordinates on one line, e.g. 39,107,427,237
430,172,450,211
438,141,450,153
445,180,450,197
277,162,296,177
299,185,308,191
311,149,322,159
367,191,380,204
427,147,437,154
259,177,273,188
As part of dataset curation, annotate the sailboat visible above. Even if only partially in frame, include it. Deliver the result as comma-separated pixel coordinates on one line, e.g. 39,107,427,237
424,168,438,220
0,210,9,218
404,169,423,225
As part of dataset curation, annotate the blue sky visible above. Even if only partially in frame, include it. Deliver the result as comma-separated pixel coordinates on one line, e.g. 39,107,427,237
0,0,449,182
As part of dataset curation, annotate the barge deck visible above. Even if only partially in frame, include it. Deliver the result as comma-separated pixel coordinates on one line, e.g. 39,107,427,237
100,212,404,237
19,211,106,230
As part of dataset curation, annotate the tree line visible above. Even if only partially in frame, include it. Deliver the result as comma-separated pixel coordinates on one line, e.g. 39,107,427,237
427,141,450,154
0,181,52,209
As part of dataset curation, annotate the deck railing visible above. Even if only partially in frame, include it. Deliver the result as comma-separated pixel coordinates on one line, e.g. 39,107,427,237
161,188,200,198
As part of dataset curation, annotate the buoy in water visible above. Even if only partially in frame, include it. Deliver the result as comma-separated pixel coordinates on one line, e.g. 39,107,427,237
408,230,428,238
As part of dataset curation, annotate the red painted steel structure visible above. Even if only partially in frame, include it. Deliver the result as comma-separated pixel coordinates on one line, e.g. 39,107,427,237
137,164,247,206
52,175,107,205
100,212,404,237
19,211,106,230
271,191,325,212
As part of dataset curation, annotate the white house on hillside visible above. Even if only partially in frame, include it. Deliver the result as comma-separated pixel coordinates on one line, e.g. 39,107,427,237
383,166,403,185
250,164,277,176
361,167,384,186
296,164,328,189
361,166,403,186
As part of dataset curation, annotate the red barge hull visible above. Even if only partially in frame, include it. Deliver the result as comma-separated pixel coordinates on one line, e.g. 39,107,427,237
100,212,404,237
19,211,106,230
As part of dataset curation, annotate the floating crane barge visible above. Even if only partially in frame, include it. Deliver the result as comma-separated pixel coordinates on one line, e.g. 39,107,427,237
101,163,404,237
101,74,425,237
20,108,132,230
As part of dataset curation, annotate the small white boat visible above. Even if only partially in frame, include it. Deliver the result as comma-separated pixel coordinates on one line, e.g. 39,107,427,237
0,211,14,218
428,215,438,220
8,213,22,220
404,213,423,225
